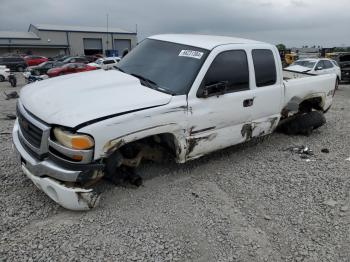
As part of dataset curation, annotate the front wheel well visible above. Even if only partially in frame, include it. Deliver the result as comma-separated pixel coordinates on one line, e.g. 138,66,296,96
105,133,180,171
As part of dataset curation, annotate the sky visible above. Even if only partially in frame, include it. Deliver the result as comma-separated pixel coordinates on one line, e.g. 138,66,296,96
0,0,349,47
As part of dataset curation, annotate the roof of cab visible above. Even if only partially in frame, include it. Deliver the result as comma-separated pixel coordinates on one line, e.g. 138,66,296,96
148,34,266,50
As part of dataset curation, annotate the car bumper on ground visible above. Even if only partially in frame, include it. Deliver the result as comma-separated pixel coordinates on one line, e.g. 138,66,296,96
12,120,100,210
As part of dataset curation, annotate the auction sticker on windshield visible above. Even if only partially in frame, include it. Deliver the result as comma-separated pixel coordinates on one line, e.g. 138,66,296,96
179,50,204,59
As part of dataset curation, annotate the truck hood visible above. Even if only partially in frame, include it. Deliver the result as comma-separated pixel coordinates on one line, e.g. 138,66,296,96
285,65,311,73
20,70,172,128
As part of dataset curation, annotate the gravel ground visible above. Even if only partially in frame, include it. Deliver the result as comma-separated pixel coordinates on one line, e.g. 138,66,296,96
0,74,349,262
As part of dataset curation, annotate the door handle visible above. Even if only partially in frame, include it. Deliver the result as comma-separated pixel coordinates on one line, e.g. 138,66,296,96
243,98,254,107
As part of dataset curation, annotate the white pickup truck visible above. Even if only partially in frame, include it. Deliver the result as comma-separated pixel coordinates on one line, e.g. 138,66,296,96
13,34,337,210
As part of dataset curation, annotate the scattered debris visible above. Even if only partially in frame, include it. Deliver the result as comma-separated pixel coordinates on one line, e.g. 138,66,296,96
323,199,338,208
191,192,199,198
264,215,272,221
4,91,19,100
305,159,316,162
321,148,330,153
5,114,16,120
340,205,349,212
287,145,314,160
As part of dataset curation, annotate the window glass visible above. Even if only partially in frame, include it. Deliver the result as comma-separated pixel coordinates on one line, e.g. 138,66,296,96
316,61,325,69
204,50,249,93
103,60,115,64
252,49,277,87
292,60,316,69
118,39,209,95
323,60,333,69
332,60,339,67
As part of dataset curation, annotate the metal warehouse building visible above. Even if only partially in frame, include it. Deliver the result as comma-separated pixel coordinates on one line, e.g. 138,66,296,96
0,24,138,57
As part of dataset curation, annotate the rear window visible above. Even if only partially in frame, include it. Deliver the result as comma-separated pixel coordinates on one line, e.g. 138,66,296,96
323,60,333,69
252,49,277,87
103,60,115,65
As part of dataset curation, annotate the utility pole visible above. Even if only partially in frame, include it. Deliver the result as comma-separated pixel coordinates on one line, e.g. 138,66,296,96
106,13,109,50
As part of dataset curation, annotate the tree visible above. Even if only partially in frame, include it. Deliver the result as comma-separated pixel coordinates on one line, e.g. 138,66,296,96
276,44,286,51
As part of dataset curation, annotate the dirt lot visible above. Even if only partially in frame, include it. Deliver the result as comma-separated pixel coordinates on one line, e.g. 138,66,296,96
0,74,349,262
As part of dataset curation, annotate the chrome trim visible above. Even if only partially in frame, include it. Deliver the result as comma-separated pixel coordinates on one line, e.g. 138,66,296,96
48,138,93,164
17,101,50,155
13,120,81,182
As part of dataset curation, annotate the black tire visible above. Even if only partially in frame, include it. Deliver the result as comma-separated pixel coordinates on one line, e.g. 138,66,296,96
0,75,4,82
277,111,326,136
9,77,17,87
332,77,339,98
335,77,339,90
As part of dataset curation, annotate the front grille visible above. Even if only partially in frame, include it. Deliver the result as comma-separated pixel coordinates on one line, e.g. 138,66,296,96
17,108,43,148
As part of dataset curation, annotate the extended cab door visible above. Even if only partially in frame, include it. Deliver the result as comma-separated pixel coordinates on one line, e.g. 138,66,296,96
248,48,283,137
186,45,256,160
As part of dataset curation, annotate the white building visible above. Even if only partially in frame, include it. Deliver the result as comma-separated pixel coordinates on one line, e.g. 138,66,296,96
0,24,138,57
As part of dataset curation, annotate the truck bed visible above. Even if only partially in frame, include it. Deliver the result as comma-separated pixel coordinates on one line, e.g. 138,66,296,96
282,70,336,112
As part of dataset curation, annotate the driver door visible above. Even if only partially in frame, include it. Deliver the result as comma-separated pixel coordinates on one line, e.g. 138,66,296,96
186,48,255,160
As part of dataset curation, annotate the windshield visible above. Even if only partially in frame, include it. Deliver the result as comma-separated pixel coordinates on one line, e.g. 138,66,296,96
117,39,209,95
95,59,103,65
292,60,316,69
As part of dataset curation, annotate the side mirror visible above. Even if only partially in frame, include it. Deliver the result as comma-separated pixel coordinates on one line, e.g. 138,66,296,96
198,81,227,98
316,66,323,70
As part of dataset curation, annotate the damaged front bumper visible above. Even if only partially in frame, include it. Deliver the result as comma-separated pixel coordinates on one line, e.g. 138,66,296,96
13,120,101,211
21,165,100,210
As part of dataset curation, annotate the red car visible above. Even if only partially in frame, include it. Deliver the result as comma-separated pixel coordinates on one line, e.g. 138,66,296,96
24,55,48,66
47,63,96,77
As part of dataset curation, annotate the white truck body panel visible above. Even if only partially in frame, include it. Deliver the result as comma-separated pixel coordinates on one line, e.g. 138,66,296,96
20,70,172,127
13,34,337,210
283,74,335,111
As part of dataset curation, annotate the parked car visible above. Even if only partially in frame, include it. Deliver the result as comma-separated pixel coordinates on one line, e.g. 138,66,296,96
286,58,341,87
61,56,89,64
24,55,48,66
13,34,336,210
0,65,10,81
88,57,120,70
84,55,102,63
47,63,96,77
0,56,27,71
48,54,69,61
328,53,350,82
25,61,60,76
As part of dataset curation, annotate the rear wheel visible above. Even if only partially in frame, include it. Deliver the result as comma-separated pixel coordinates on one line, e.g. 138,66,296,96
277,111,326,136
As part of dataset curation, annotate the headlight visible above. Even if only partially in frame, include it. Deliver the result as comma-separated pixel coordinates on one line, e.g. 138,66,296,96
53,128,94,150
